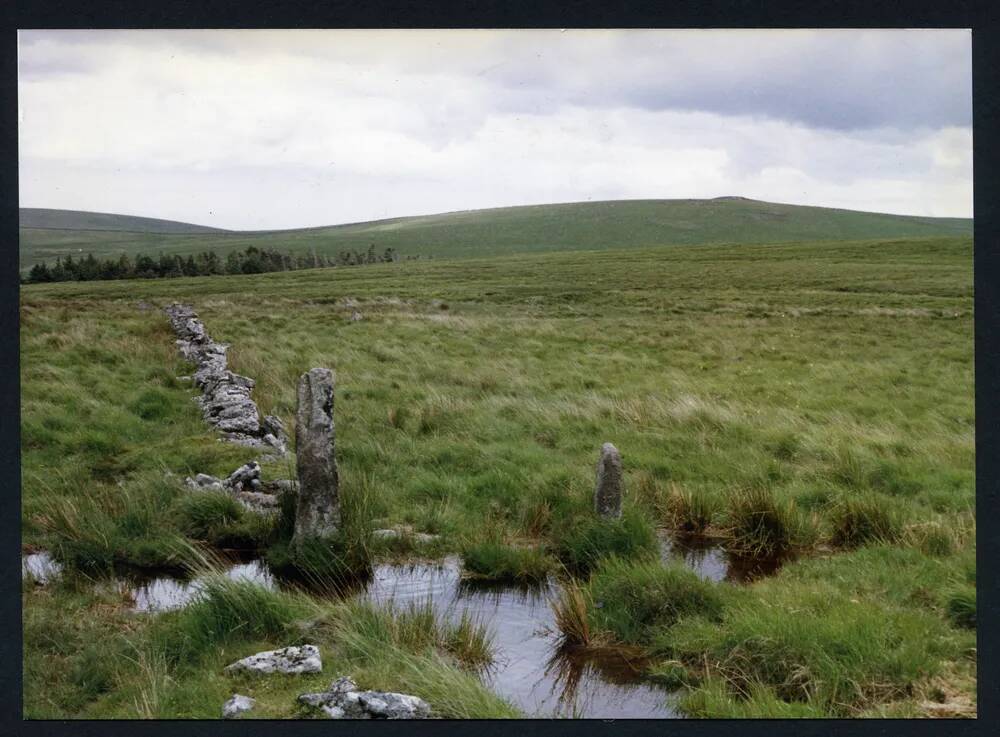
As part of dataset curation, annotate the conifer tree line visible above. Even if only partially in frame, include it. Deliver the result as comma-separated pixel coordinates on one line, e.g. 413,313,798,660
22,244,409,283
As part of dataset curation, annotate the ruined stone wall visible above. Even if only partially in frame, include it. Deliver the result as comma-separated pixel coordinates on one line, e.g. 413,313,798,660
164,303,288,456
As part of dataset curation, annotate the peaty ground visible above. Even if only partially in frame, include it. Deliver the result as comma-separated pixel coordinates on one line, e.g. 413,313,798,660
20,235,975,718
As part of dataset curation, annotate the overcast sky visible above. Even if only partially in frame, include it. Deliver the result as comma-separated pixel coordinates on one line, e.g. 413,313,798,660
18,29,972,230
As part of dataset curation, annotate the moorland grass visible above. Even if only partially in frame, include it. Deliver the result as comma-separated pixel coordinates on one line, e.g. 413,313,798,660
587,558,726,645
721,486,817,557
461,541,555,584
19,199,971,268
551,509,658,576
827,493,905,549
661,546,976,716
21,236,975,717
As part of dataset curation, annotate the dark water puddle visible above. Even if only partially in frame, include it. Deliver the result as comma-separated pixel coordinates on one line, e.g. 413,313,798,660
19,550,276,613
22,534,787,717
364,557,677,718
657,531,785,583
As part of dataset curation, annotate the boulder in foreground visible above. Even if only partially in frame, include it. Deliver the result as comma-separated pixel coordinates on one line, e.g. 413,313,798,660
224,644,322,675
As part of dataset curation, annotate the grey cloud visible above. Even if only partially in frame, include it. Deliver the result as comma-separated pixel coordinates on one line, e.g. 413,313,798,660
479,31,971,131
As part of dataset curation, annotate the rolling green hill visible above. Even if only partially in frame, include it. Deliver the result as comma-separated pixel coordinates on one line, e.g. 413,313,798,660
20,208,229,235
19,198,972,270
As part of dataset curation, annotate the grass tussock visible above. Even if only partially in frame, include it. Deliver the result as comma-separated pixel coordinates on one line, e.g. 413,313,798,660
320,600,517,717
587,558,726,645
550,579,606,649
658,546,977,716
944,586,976,630
827,494,904,549
461,541,555,584
36,477,199,573
552,508,657,575
660,483,722,535
172,490,276,549
150,576,313,666
721,486,815,558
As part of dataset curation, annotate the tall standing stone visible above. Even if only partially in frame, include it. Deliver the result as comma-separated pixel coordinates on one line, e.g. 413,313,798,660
292,368,341,546
594,442,623,519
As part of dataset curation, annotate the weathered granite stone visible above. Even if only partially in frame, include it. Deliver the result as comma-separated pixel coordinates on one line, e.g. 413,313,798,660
297,676,429,720
372,528,439,544
226,461,261,489
185,473,224,491
235,491,280,512
262,414,286,438
222,694,255,719
163,303,285,454
292,368,341,546
358,691,431,719
594,442,623,519
224,645,322,675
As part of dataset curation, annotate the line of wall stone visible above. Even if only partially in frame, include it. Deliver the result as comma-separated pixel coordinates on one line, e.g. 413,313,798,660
164,303,288,457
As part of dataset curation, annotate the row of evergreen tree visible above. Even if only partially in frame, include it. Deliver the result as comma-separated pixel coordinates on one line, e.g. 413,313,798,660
23,244,408,283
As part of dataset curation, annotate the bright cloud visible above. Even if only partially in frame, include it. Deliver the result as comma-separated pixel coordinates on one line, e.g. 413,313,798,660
18,29,972,229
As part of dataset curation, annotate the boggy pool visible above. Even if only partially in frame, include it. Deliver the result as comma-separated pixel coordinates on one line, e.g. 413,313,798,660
23,534,786,718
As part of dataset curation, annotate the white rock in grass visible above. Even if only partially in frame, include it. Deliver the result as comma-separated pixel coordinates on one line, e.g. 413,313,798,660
297,675,430,719
222,694,255,718
225,645,322,675
358,691,431,719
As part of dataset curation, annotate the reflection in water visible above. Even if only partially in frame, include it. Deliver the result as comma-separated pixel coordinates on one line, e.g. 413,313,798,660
22,533,783,718
658,531,786,583
130,559,277,612
364,557,677,718
22,551,62,584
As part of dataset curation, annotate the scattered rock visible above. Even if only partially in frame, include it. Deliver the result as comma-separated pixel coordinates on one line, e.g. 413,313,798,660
225,645,322,675
185,473,225,491
236,491,281,513
359,691,431,719
349,310,363,322
594,442,623,519
292,368,341,546
222,694,256,719
298,676,430,719
372,528,439,545
226,461,261,490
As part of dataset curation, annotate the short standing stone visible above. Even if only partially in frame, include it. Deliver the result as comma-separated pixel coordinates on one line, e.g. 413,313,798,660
594,442,623,519
292,368,341,546
222,694,256,719
224,644,322,675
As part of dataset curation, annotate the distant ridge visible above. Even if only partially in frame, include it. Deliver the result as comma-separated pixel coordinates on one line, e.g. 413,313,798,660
19,198,972,270
20,208,229,235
